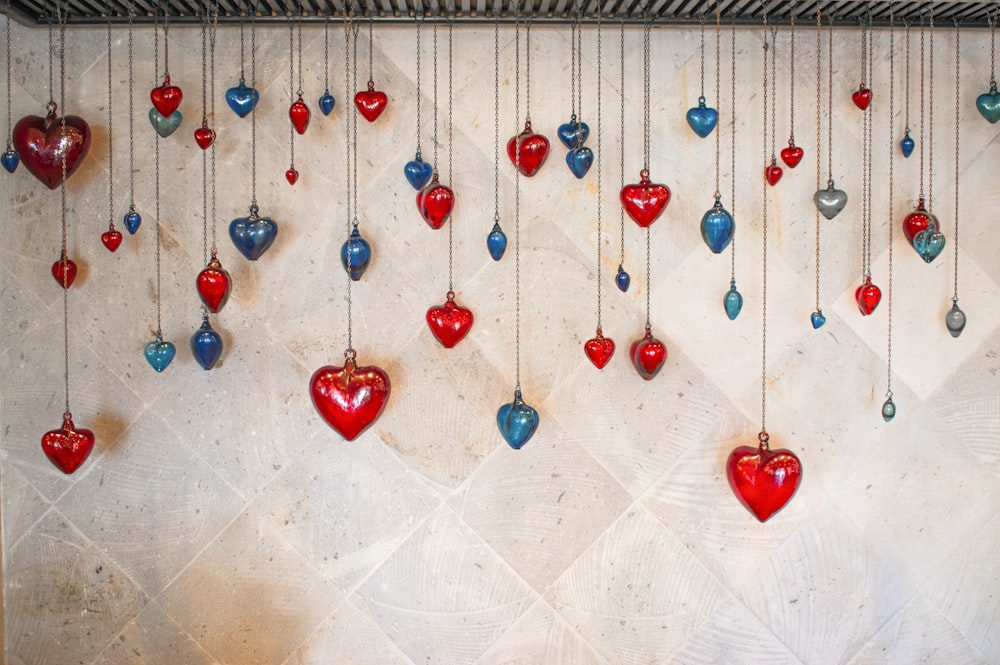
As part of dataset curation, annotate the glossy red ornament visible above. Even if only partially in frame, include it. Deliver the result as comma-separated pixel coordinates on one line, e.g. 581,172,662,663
620,169,671,228
101,229,122,252
902,198,938,246
416,174,455,230
855,276,882,316
852,86,872,110
780,143,803,168
285,168,299,185
41,413,95,475
310,353,391,441
354,81,388,122
765,161,783,186
51,255,77,289
196,255,232,313
506,121,550,177
629,327,667,380
289,96,310,135
426,292,474,348
194,125,215,149
584,330,615,369
12,107,92,189
727,434,802,522
150,78,183,117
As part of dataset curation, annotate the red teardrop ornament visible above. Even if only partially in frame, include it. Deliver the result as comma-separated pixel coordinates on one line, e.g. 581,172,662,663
289,96,310,135
620,169,671,228
12,108,92,189
506,121,550,177
779,143,804,168
286,168,299,185
765,162,783,186
194,125,216,150
902,198,938,246
727,436,802,522
41,413,95,475
354,81,388,122
101,229,122,252
310,354,391,441
150,78,183,117
584,331,616,369
852,86,872,110
629,328,667,380
855,277,882,316
416,174,455,230
51,255,77,289
426,293,474,348
196,256,232,313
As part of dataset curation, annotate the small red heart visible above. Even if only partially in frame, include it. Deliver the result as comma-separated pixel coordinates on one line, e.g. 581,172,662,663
584,332,616,369
506,123,550,177
727,439,802,522
289,97,310,135
620,170,671,228
51,255,77,289
286,168,299,185
41,414,95,475
416,176,455,230
629,328,667,380
765,163,783,186
852,86,872,110
310,355,391,441
101,229,122,252
196,257,232,313
354,82,388,123
194,126,215,150
902,198,937,246
855,278,882,316
150,80,183,117
12,111,92,189
426,294,474,348
780,144,804,168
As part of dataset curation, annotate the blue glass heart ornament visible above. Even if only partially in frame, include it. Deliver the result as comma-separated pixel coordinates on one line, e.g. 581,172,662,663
341,226,371,281
810,310,826,329
487,221,507,261
225,78,259,118
976,83,1000,124
497,389,539,450
404,154,433,190
557,116,589,149
913,228,946,263
229,205,278,260
148,107,182,138
686,97,718,138
191,317,223,370
144,337,176,373
1,148,19,173
318,91,336,116
900,130,915,158
615,265,630,292
566,146,593,179
123,208,141,234
701,198,735,254
723,281,743,320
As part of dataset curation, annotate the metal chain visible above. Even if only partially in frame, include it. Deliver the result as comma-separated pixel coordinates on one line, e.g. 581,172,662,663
699,12,705,98
928,14,934,211
991,14,996,86
415,15,422,157
154,17,163,337
432,21,438,170
570,0,577,119
642,6,650,169
514,0,521,390
202,7,209,265
729,13,736,284
210,6,217,255
919,17,925,199
861,43,870,278
163,8,170,80
297,6,303,96
760,14,769,435
491,6,498,222
352,17,359,226
107,10,114,230
58,4,64,112
618,14,625,267
827,13,833,182
769,23,776,162
574,2,582,142
323,14,329,91
250,3,257,209
5,0,12,149
712,5,720,199
48,12,53,104
953,19,960,302
368,9,373,85
904,20,911,134
128,0,135,210
859,15,866,86
288,18,295,170
788,4,795,143
239,7,245,80
447,16,453,292
525,5,531,124
887,12,895,397
814,5,821,312
59,4,69,414
343,5,353,352
595,5,602,331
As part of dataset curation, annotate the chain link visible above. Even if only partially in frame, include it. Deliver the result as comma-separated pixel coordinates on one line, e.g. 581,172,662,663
128,0,135,210
525,5,532,124
861,29,871,279
352,15,359,226
814,5,821,312
368,9,373,85
887,12,895,396
928,14,934,211
904,20,911,133
48,12,53,104
416,15,422,157
729,12,736,284
760,14,769,435
323,13,329,92
575,2,582,137
343,5,353,352
827,12,833,181
991,14,996,86
642,6,650,169
163,8,170,80
5,0,12,150
432,21,438,169
699,12,705,98
953,19,961,302
210,5,217,255
618,14,625,267
59,4,64,112
153,17,163,337
918,17,925,199
250,3,257,208
492,4,498,221
107,9,114,230
59,5,69,413
859,15,866,86
202,9,209,266
514,0,521,390
288,17,295,170
447,16,454,292
595,5,603,331
570,0,577,119
788,3,795,143
239,7,245,80
713,4,720,199
297,6,303,96
769,23,776,162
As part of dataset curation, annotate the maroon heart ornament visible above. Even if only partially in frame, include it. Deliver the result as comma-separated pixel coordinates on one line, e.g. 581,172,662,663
196,256,232,313
902,198,938,246
620,169,671,228
289,97,310,135
41,414,95,475
101,229,122,252
765,163,783,186
855,277,882,316
629,327,667,380
780,144,804,168
852,86,872,110
727,436,802,522
12,109,92,189
354,82,388,122
194,126,215,150
286,168,299,185
51,255,77,289
584,331,615,369
426,293,474,348
311,354,391,441
506,122,550,177
416,175,455,230
150,79,183,117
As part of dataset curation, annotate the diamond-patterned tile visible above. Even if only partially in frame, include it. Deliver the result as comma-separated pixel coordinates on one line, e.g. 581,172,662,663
476,598,609,665
92,601,220,665
281,598,414,665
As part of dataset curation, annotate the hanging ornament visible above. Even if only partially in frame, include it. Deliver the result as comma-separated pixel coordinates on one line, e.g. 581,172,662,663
2,1,18,173
852,19,872,110
485,9,506,261
51,254,76,288
42,413,94,475
722,12,742,321
197,257,231,313
122,2,141,235
416,22,456,230
100,14,121,252
225,12,259,118
194,11,215,151
507,13,549,177
883,11,898,421
559,7,590,150
341,226,371,281
809,8,826,329
948,23,967,338
976,15,1000,123
762,23,782,186
614,15,629,293
778,8,804,169
318,15,336,115
288,14,309,136
856,19,882,318
563,5,593,179
354,14,387,123
813,182,848,220
148,10,183,138
339,14,373,282
403,16,432,190
191,316,223,370
900,20,915,156
702,10,733,259
427,293,473,348
686,14,718,138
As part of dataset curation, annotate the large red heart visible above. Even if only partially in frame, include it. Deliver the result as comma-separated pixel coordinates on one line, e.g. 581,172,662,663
101,229,122,252
620,170,671,228
150,80,183,117
310,355,390,441
12,110,92,189
354,82,388,123
426,293,474,348
629,328,667,380
196,256,232,313
417,176,455,230
855,277,882,316
765,163,783,186
194,125,215,150
289,97,310,135
780,144,803,168
41,414,95,475
584,332,615,369
902,198,938,246
852,86,872,110
506,122,550,177
727,437,802,522
51,255,77,289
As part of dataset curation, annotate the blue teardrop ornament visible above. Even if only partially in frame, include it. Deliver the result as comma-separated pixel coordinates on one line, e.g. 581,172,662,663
124,209,142,234
565,146,593,179
1,148,19,173
191,317,223,370
487,221,507,261
615,265,630,292
881,396,896,422
900,130,915,158
318,91,336,116
404,154,434,190
557,116,589,149
810,310,826,329
144,337,176,373
225,78,260,118
341,226,371,281
700,199,735,254
686,97,719,138
723,281,743,320
496,389,540,450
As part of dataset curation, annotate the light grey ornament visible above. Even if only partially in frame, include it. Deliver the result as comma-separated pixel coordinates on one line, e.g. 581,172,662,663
813,180,848,220
945,301,966,338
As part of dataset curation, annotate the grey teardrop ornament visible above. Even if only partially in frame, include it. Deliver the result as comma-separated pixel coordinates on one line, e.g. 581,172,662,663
945,301,967,338
881,396,896,422
813,181,848,220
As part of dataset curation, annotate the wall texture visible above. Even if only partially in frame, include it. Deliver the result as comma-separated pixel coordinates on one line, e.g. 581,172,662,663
1,16,999,665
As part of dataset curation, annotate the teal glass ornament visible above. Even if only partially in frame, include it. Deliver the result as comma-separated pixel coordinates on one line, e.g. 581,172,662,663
881,395,896,422
723,281,743,320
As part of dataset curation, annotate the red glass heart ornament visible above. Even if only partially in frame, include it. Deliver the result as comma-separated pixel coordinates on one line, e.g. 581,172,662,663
150,78,183,117
426,292,474,348
51,255,77,289
194,125,215,150
902,198,938,246
416,174,455,230
506,121,550,177
41,413,95,475
727,434,802,522
310,353,391,441
852,86,872,110
101,229,122,252
620,169,671,228
780,143,803,168
765,162,783,186
629,327,667,380
286,168,299,185
855,277,882,316
289,96,310,135
354,81,388,122
196,256,232,313
584,330,616,369
12,108,92,189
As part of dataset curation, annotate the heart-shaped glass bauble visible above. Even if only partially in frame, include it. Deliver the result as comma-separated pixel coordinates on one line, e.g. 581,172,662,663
144,338,176,373
404,155,433,190
225,79,259,118
813,181,848,220
621,170,670,227
311,355,391,441
855,277,882,316
13,110,92,189
497,390,539,450
902,199,938,246
976,84,1000,124
629,328,667,380
913,227,946,263
426,293,474,348
417,176,455,230
150,79,183,117
507,122,549,176
686,98,718,138
727,438,802,522
354,82,388,122
565,146,593,179
557,117,590,149
229,209,278,261
41,414,94,475
584,332,615,369
810,310,826,329
149,107,183,138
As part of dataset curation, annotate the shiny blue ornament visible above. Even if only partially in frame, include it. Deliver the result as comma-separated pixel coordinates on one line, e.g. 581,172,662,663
700,198,735,254
686,97,718,138
810,311,826,329
881,396,896,422
341,226,371,281
404,153,434,190
913,228,946,263
487,221,507,261
144,337,176,373
976,83,1000,123
900,130,915,158
496,389,539,450
191,317,223,370
225,78,260,118
229,206,278,261
615,265,630,292
1,148,19,173
148,108,182,138
723,281,743,320
565,146,593,179
123,209,142,235
318,91,336,116
557,116,589,149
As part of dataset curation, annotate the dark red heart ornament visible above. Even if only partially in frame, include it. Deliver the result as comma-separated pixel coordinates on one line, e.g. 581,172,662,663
727,433,802,522
12,106,92,189
51,254,77,289
101,229,122,252
584,330,615,369
629,327,667,380
150,78,183,117
196,255,232,313
852,86,872,110
780,143,803,168
416,174,455,230
289,96,310,135
41,413,95,475
765,161,783,186
902,198,938,246
310,352,391,441
194,125,215,150
285,168,299,185
354,81,388,123
620,169,671,228
506,121,550,177
855,276,882,316
426,292,474,348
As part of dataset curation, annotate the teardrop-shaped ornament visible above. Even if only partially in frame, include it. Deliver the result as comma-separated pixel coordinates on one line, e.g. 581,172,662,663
289,96,310,135
341,226,371,281
902,198,939,246
945,301,967,338
2,147,19,173
615,265,631,292
191,316,224,370
196,255,232,313
700,198,735,254
124,208,142,234
487,221,507,261
900,130,915,158
881,395,896,422
723,281,743,320
318,91,336,116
